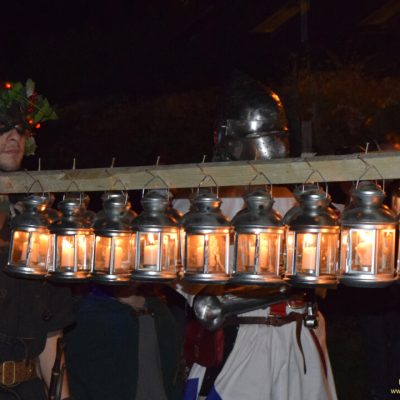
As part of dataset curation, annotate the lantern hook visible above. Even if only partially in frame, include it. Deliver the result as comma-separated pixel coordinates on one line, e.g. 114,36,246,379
63,159,83,202
23,159,45,195
196,160,219,197
104,158,129,204
247,161,273,196
303,158,328,197
142,169,170,199
356,155,385,191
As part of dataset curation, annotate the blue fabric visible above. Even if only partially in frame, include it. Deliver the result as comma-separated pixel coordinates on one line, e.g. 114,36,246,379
207,386,223,400
183,378,199,400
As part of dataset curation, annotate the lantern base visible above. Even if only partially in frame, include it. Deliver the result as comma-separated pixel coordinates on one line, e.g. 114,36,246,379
184,272,229,284
4,264,46,279
92,273,132,285
340,273,397,288
230,273,284,286
47,270,92,282
284,274,338,288
131,270,176,283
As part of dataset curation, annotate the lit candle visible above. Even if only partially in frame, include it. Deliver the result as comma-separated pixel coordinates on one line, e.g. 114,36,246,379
194,245,204,267
78,236,87,268
259,236,269,270
114,245,123,268
144,244,157,265
29,244,39,264
61,238,74,266
38,233,49,263
302,246,317,270
20,240,28,261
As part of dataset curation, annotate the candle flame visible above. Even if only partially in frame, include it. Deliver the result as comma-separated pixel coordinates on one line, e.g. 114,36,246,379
358,230,374,244
62,237,73,249
147,233,156,245
304,233,315,247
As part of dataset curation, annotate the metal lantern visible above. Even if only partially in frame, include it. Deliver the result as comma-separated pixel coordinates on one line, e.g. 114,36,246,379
182,190,231,283
47,198,94,281
231,188,285,285
6,195,51,278
339,181,397,288
96,192,137,225
132,190,179,282
92,194,135,284
65,192,97,226
284,186,339,287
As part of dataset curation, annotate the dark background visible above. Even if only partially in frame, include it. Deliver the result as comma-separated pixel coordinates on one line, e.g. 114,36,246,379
2,1,400,398
1,0,399,169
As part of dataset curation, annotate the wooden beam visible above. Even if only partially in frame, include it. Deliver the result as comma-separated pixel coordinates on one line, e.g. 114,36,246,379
1,151,399,194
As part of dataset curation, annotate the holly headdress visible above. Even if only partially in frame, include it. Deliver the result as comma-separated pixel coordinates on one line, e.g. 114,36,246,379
0,79,57,155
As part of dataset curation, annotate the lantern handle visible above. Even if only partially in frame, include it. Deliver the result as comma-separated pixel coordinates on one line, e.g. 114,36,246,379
196,160,219,197
142,169,170,199
62,158,83,200
24,169,45,195
356,155,385,192
104,158,129,204
247,161,273,196
303,159,329,197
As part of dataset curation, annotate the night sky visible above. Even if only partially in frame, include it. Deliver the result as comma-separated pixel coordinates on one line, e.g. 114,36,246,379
1,0,399,169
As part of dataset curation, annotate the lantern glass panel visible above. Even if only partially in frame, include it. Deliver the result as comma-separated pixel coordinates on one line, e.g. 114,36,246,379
286,231,295,274
205,234,227,273
77,234,92,271
160,233,178,271
236,233,256,273
296,233,318,275
186,233,227,273
237,233,279,274
340,229,349,272
11,230,49,269
131,234,136,269
95,236,111,272
56,234,91,271
186,234,204,272
47,234,55,272
320,233,338,274
11,231,30,264
113,236,132,273
351,229,375,272
376,229,395,274
57,235,75,269
259,233,280,274
140,232,160,270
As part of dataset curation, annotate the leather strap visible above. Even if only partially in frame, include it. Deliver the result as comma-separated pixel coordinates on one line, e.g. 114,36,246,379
0,359,38,386
308,328,328,378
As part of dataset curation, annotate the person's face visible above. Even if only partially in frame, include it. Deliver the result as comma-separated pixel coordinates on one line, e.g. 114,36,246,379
0,127,25,171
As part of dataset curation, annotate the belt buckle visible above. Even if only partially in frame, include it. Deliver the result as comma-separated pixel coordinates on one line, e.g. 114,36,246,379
2,360,16,386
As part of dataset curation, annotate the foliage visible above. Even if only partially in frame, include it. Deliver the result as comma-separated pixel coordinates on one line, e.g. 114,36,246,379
0,79,57,155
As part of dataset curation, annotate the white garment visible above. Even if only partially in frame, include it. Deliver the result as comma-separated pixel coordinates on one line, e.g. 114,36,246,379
176,196,338,400
185,308,337,400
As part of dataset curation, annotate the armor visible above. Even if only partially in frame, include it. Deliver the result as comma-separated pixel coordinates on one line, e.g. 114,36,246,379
213,71,290,161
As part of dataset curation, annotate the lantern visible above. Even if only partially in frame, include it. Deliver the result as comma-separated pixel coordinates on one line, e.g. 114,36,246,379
231,188,285,285
6,195,50,278
284,186,339,287
339,181,397,287
92,194,135,284
47,198,94,281
132,190,179,282
96,192,137,225
182,190,231,283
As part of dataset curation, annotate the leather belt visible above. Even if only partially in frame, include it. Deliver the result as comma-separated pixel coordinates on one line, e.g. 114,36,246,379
0,359,38,386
